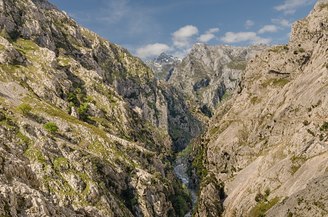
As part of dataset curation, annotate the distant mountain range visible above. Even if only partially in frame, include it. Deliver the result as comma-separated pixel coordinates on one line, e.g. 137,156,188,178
148,44,265,117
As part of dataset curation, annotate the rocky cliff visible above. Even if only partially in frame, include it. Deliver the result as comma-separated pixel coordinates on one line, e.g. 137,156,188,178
194,1,328,216
147,53,181,81
0,0,201,216
167,44,265,117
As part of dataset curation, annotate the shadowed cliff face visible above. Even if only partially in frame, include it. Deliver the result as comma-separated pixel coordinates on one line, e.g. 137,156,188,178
193,1,328,216
0,0,202,216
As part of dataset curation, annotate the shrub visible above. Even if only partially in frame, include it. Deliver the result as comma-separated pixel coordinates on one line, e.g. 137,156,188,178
250,197,280,217
298,48,305,53
67,92,78,105
17,103,32,116
320,122,328,131
43,122,58,133
77,103,89,121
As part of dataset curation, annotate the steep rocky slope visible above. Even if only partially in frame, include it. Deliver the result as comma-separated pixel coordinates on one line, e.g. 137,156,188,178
194,1,328,216
168,44,265,117
0,0,201,216
147,53,181,81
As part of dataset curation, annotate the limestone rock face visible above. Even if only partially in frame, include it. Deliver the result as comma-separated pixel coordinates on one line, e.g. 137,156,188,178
194,1,328,216
0,0,199,216
168,44,265,116
147,53,181,81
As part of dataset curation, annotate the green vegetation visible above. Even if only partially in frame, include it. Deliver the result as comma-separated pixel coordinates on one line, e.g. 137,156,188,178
0,111,17,130
192,139,208,179
178,143,193,158
42,102,108,141
221,92,231,101
261,78,290,88
87,141,107,155
0,64,21,75
53,157,69,171
290,155,306,174
81,28,97,41
251,96,261,105
77,102,89,121
92,83,117,104
43,122,59,133
172,195,189,216
16,131,31,145
270,78,290,87
320,122,328,131
57,55,72,67
249,197,280,217
17,103,32,116
13,38,39,54
269,45,289,53
298,48,305,53
169,179,192,217
227,60,247,70
66,86,92,121
24,146,47,165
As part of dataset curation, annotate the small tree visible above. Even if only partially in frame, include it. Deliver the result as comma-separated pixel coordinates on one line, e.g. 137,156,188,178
77,103,89,121
17,103,32,116
44,122,58,133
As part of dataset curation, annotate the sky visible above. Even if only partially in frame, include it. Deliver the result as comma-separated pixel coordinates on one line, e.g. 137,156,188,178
49,0,317,59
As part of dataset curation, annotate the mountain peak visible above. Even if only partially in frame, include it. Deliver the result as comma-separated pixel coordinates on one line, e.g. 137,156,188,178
153,52,180,64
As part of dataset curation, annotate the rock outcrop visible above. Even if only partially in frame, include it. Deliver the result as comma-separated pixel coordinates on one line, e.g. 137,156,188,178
147,53,181,81
0,0,199,216
194,1,328,216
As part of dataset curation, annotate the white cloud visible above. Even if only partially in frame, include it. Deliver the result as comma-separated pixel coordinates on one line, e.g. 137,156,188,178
221,31,271,44
272,18,291,28
245,20,255,29
172,25,199,48
136,43,170,59
258,25,279,34
275,0,315,14
198,28,220,43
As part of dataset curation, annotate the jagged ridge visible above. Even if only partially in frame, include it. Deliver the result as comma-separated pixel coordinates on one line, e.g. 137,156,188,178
194,1,328,216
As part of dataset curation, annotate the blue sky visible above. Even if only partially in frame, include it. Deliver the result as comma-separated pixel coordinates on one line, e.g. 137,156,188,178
49,0,316,59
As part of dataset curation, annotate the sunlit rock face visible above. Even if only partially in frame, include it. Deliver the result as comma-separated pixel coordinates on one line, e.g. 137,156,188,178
194,1,328,216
